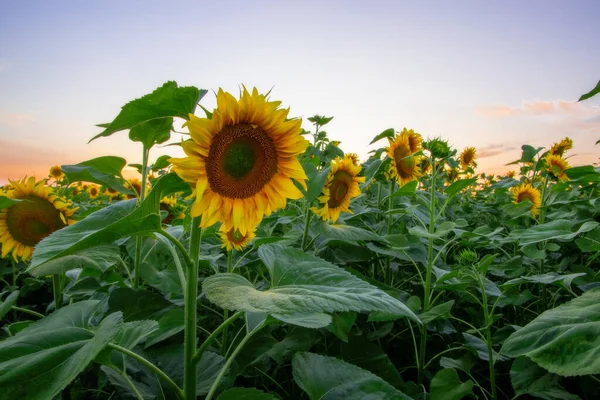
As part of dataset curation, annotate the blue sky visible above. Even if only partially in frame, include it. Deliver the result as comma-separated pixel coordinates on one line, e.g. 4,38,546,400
1,0,599,184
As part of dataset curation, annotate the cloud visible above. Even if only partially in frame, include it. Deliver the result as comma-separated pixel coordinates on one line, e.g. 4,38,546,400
477,143,517,158
477,100,600,118
0,112,36,128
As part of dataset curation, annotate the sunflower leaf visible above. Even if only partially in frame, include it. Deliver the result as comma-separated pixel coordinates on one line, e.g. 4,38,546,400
578,79,600,101
369,128,395,145
0,196,21,209
61,156,134,194
305,166,331,202
0,290,19,321
90,81,206,142
128,117,174,149
202,244,419,325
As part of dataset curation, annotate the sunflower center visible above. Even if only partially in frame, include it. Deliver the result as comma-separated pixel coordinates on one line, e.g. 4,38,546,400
207,123,278,199
328,171,352,208
228,229,246,243
517,192,534,204
6,195,66,247
394,146,415,177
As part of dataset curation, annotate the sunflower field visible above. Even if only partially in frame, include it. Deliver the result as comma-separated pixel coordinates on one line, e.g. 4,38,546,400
1,80,600,400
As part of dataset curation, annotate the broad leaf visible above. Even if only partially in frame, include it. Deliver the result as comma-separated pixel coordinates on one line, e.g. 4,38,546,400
108,288,175,322
202,245,418,324
518,220,599,245
502,287,600,376
305,166,331,202
61,156,133,194
511,357,580,400
26,245,121,277
420,300,454,324
316,222,385,244
292,352,412,399
0,291,19,321
128,117,173,149
0,196,20,209
430,368,474,400
369,128,395,145
0,301,122,400
444,177,478,198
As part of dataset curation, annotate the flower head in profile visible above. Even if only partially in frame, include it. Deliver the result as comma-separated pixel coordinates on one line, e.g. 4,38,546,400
386,130,423,186
0,177,77,261
311,154,365,223
548,137,573,157
459,147,477,170
169,87,309,235
545,154,570,182
510,183,541,217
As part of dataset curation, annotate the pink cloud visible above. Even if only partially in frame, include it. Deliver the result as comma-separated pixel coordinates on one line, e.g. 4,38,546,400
477,99,599,118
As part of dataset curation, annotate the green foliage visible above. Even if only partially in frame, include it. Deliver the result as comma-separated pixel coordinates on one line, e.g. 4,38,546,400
61,156,134,194
578,79,600,101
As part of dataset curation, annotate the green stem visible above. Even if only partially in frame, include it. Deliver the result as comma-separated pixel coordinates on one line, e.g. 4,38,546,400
157,229,194,269
205,323,261,400
418,157,437,386
108,343,183,399
184,217,201,400
52,274,63,310
221,251,233,355
118,367,144,400
387,180,395,234
133,146,150,289
301,201,313,251
478,275,497,400
193,311,244,364
11,306,44,318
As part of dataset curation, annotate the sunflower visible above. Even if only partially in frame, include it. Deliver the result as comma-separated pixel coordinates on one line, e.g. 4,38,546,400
160,196,177,207
347,153,360,166
0,177,76,261
545,154,570,182
506,170,516,178
459,147,477,170
419,157,432,175
219,225,256,251
386,131,422,186
48,165,64,180
311,154,365,223
400,128,423,153
549,137,573,156
446,167,459,183
511,183,541,216
169,87,309,235
88,185,99,198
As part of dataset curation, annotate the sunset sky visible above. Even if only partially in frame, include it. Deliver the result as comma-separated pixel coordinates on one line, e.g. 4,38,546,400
1,0,599,185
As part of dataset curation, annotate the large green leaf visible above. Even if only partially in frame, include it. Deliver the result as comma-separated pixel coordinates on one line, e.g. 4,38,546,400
305,166,331,202
202,245,418,324
292,352,412,399
430,368,474,400
501,287,600,376
316,222,385,244
26,245,121,277
108,288,175,322
510,357,580,400
128,117,173,149
61,156,133,194
0,301,122,400
518,220,599,245
369,128,395,145
444,177,478,198
90,81,206,141
28,173,187,276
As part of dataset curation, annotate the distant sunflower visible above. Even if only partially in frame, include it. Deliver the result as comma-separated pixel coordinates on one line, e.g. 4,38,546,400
219,225,256,251
459,147,477,170
311,154,365,223
446,168,459,183
127,179,142,199
49,165,64,180
545,154,570,182
549,137,573,156
0,177,76,261
419,157,432,174
506,170,516,178
511,183,541,216
386,132,422,186
88,185,99,198
160,196,177,207
170,87,309,235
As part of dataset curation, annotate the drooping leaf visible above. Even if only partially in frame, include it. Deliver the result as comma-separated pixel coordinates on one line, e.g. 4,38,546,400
0,301,122,400
419,300,454,324
502,287,600,376
510,356,580,400
26,245,121,277
578,79,600,101
202,245,418,324
292,352,412,400
61,156,133,194
518,220,599,245
316,222,385,244
463,333,507,362
503,273,586,291
0,291,19,321
91,81,206,141
369,128,395,145
444,177,478,198
430,368,474,400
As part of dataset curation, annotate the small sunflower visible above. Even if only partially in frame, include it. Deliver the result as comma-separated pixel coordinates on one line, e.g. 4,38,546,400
169,87,309,235
311,154,365,223
549,137,573,156
545,154,570,182
506,170,516,178
446,167,459,183
48,165,64,180
459,147,477,170
219,225,256,251
511,183,541,216
0,177,76,261
386,131,422,186
88,185,99,198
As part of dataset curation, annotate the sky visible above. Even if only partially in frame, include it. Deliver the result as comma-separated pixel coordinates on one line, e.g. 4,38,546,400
1,0,599,185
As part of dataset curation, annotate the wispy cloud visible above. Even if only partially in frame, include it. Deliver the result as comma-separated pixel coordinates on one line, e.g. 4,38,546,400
477,100,600,118
477,143,517,158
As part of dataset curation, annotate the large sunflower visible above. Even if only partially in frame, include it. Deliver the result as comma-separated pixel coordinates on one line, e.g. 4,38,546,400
549,137,573,156
545,154,570,182
386,131,422,186
170,87,309,235
219,225,256,251
459,147,477,170
0,177,76,261
311,154,365,223
510,183,541,216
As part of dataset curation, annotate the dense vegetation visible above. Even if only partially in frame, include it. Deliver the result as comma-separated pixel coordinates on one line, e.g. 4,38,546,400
1,80,599,399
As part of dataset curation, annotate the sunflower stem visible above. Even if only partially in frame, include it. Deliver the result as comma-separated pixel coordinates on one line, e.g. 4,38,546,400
193,311,243,364
221,250,233,355
301,202,313,251
52,274,63,310
184,217,201,400
133,146,150,289
386,180,395,284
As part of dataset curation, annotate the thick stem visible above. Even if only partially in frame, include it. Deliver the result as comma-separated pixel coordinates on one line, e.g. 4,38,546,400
205,324,261,400
479,276,497,400
418,157,437,386
386,180,395,284
221,251,233,355
52,274,63,310
108,343,183,399
184,217,201,400
133,146,150,289
301,202,312,251
193,311,244,364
